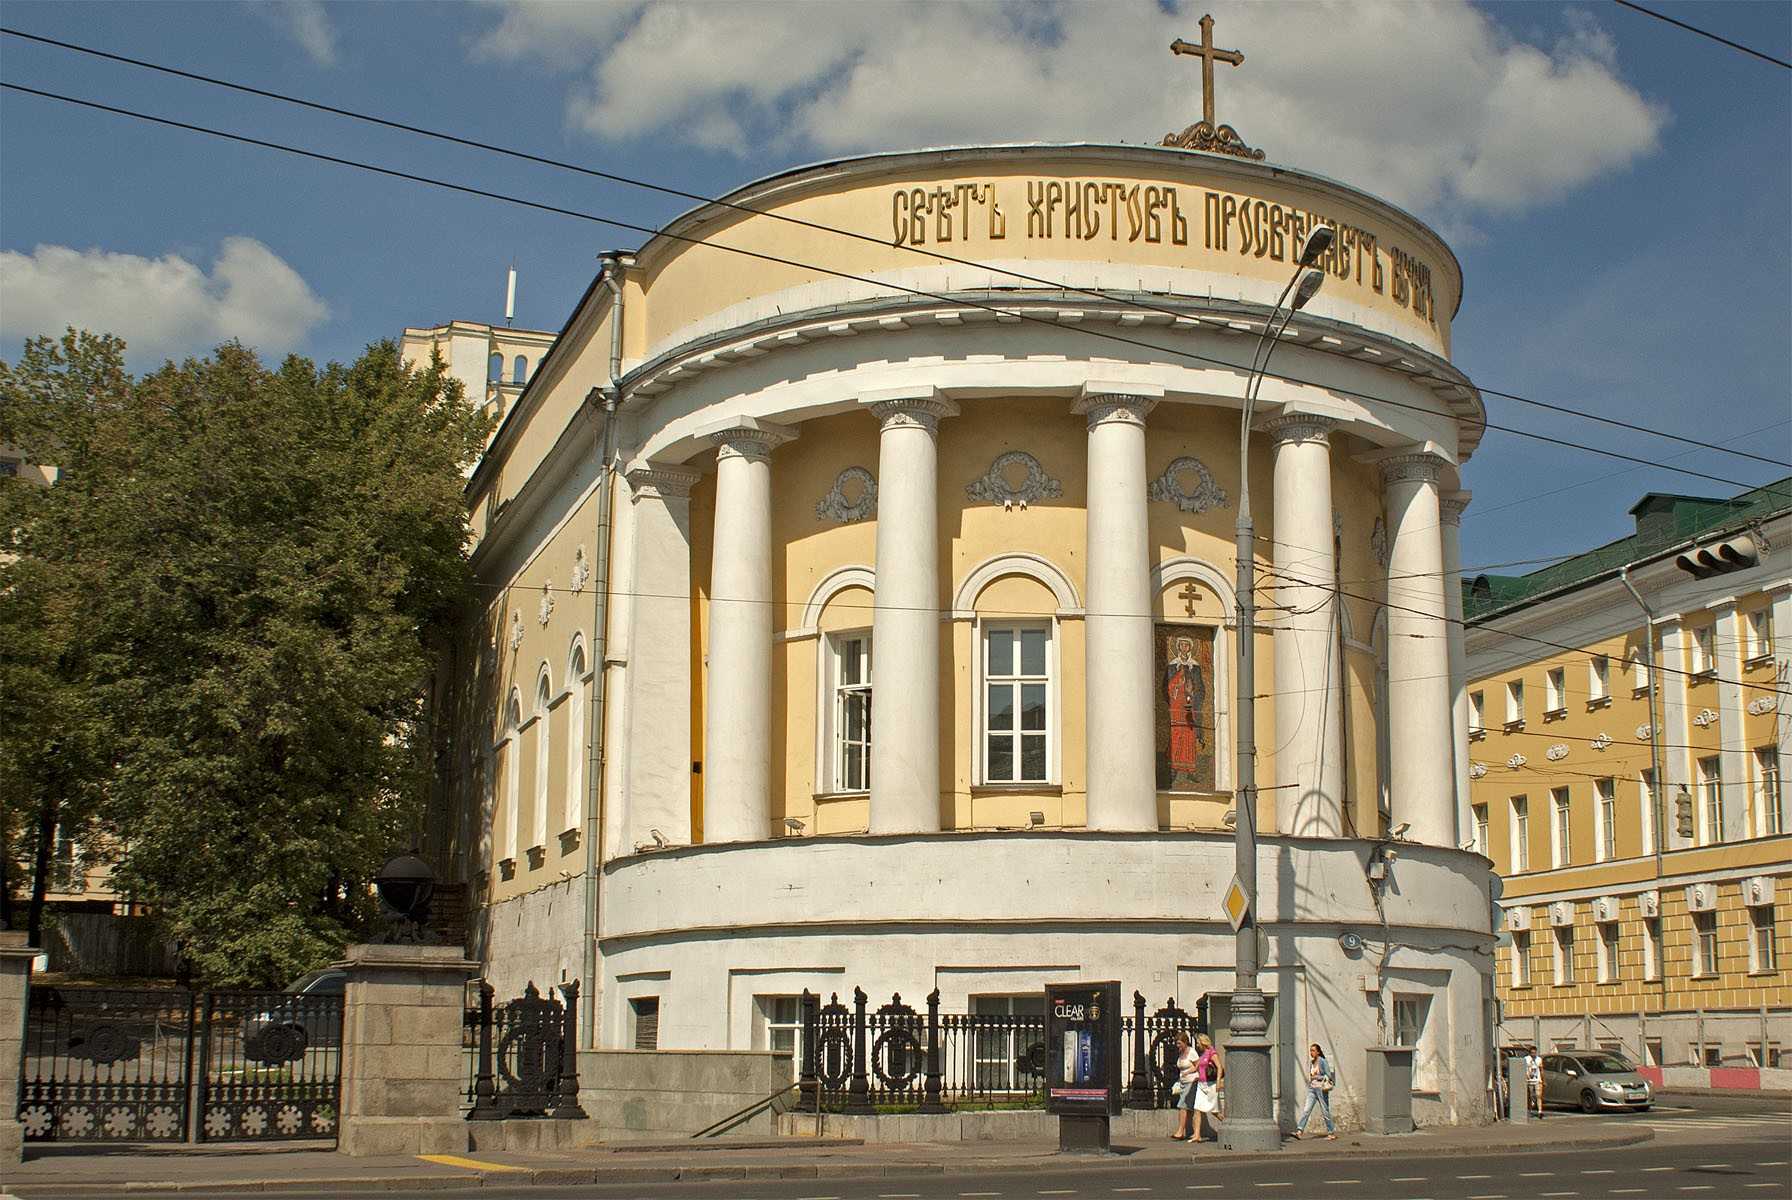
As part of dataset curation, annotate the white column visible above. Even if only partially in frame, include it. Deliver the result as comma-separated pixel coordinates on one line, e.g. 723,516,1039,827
703,422,795,842
1440,491,1472,846
1713,602,1750,842
1656,617,1695,850
1266,415,1344,837
1074,391,1158,832
1381,452,1456,847
866,391,958,835
622,464,699,849
1771,588,1792,839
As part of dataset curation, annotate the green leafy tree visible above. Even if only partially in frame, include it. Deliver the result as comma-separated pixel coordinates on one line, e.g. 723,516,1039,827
0,331,487,984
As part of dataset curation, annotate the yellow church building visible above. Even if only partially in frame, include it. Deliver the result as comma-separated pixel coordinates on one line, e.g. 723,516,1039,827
416,130,1502,1127
1465,480,1791,1079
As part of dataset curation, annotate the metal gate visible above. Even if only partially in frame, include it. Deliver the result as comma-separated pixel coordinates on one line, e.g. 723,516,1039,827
18,985,342,1145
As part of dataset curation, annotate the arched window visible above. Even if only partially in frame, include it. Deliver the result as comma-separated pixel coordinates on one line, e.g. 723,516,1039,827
566,639,587,833
512,354,528,384
488,352,504,383
533,670,552,850
500,690,521,862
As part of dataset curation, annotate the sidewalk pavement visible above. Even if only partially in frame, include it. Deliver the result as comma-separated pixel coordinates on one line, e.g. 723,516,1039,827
0,1120,1652,1197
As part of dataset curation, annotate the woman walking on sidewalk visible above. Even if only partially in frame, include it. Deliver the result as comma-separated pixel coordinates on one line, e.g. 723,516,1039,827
1189,1033,1222,1145
1170,1031,1199,1140
1292,1042,1337,1139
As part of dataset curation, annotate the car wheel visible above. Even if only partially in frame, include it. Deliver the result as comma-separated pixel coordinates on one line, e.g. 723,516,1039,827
1579,1090,1599,1114
1635,1104,1651,1112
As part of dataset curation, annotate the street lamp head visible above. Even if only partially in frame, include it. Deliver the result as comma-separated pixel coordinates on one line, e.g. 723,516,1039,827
1290,268,1325,311
1297,225,1335,267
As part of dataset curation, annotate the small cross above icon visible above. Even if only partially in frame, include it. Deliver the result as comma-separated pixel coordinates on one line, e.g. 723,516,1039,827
1178,581,1202,616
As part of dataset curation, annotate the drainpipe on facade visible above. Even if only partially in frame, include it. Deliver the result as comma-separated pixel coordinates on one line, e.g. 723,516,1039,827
581,254,627,1049
1618,564,1667,884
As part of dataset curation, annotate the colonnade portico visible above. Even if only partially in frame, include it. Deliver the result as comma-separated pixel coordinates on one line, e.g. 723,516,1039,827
618,399,1466,850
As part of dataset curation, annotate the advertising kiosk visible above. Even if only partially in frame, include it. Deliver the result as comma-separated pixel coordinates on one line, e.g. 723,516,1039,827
1044,981,1123,1152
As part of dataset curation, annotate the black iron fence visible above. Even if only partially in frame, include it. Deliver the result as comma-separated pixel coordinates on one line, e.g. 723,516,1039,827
18,985,342,1144
798,988,1205,1113
462,980,585,1120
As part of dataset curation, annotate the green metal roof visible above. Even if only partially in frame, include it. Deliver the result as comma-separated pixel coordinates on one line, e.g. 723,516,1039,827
1463,476,1792,622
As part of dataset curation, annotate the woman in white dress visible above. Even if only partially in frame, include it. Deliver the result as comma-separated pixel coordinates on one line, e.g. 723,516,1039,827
1171,1032,1199,1140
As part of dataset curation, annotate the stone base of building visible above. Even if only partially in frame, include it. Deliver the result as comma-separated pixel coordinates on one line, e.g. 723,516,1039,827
338,1116,470,1157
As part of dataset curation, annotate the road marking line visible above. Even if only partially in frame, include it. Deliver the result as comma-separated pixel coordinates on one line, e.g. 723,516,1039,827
1539,1192,1579,1197
1643,1166,1677,1172
1744,1186,1784,1191
1467,1194,1507,1199
1037,1192,1075,1197
960,1194,1001,1198
1187,1188,1223,1192
1759,1161,1791,1166
1322,1182,1361,1186
1581,1169,1615,1174
415,1154,528,1172
1611,1191,1647,1196
1391,1177,1426,1183
1113,1190,1152,1195
1521,1172,1554,1178
1458,1175,1491,1180
1693,1164,1730,1169
1255,1185,1294,1189
1678,1188,1716,1193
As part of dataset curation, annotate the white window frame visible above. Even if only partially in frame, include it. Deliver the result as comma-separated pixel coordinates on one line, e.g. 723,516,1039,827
498,690,522,863
1755,746,1782,837
1693,911,1718,977
1469,690,1485,736
976,621,1056,786
1744,607,1773,662
818,629,873,794
1595,778,1616,863
1597,922,1619,984
1545,666,1566,714
1630,651,1650,692
1643,917,1662,982
1697,755,1723,845
1690,624,1715,675
1512,931,1532,987
1589,655,1610,703
1639,769,1657,856
754,995,803,1079
1551,786,1572,868
1472,804,1489,859
564,640,587,835
1506,679,1525,725
1751,906,1777,974
1510,796,1530,872
531,669,552,851
1554,925,1575,986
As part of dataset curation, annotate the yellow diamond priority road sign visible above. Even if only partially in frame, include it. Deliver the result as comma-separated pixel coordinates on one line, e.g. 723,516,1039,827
1222,876,1250,930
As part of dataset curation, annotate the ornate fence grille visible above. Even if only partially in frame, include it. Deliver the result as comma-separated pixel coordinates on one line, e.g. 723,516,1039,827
196,990,343,1142
463,980,586,1120
797,988,1204,1113
18,987,195,1143
17,985,342,1145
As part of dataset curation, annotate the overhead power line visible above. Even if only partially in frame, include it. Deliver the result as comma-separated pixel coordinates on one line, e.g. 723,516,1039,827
1,80,1782,500
1612,0,1792,70
2,26,1788,474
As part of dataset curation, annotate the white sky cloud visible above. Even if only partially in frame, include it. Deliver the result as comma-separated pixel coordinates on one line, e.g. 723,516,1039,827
261,0,339,67
0,237,331,366
472,0,1665,225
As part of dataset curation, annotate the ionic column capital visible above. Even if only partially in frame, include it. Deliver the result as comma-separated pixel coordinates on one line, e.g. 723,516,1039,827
1379,451,1450,487
1439,490,1472,526
867,396,960,433
709,421,797,462
1072,393,1158,429
1262,413,1340,446
625,463,701,502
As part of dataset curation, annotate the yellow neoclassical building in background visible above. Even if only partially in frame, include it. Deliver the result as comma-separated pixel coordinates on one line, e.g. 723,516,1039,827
1465,480,1791,1075
415,139,1505,1127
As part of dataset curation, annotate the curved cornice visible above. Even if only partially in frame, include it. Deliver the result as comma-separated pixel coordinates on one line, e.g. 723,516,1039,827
624,290,1485,462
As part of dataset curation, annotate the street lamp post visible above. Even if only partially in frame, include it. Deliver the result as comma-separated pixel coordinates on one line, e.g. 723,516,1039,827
1220,228,1332,1153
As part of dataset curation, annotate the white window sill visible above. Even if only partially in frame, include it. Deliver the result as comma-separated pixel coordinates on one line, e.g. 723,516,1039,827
813,790,870,802
1586,696,1612,711
1744,653,1776,670
1543,708,1567,722
971,782,1062,794
1690,669,1717,682
1504,720,1526,733
1469,729,1486,742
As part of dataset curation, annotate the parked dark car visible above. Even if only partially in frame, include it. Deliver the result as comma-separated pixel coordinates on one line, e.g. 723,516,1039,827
1541,1049,1652,1112
241,970,346,1061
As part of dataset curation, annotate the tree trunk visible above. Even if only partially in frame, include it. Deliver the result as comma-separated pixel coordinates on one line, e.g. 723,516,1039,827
27,789,60,949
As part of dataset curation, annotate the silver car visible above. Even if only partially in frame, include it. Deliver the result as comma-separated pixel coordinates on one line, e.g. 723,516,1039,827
1541,1050,1652,1112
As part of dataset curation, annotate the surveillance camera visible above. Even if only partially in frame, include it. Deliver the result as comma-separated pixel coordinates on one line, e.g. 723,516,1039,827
1391,822,1411,840
1029,811,1046,826
1221,809,1238,828
783,817,806,834
649,828,668,847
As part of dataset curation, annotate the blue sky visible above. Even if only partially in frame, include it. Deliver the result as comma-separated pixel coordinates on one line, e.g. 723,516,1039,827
1,1,1787,571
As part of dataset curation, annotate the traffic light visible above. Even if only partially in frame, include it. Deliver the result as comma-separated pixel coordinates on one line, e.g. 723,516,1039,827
1674,789,1695,840
1676,531,1764,579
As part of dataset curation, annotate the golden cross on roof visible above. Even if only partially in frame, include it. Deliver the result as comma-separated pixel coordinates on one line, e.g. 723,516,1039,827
1162,13,1265,161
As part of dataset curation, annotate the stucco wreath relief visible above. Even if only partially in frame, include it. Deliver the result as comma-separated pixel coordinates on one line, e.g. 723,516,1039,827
1147,456,1228,514
966,451,1062,511
816,466,878,523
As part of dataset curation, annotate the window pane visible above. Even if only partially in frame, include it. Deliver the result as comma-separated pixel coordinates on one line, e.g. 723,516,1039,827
843,743,864,790
1021,735,1046,781
987,685,1013,730
1020,629,1047,676
988,628,1014,675
1020,683,1047,731
844,692,869,741
841,638,863,685
988,736,1013,781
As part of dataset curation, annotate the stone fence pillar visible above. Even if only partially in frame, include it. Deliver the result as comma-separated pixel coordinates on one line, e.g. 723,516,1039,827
1,931,37,1164
335,943,479,1156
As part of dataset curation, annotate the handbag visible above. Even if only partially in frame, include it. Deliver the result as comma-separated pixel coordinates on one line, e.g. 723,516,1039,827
1171,1079,1186,1098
